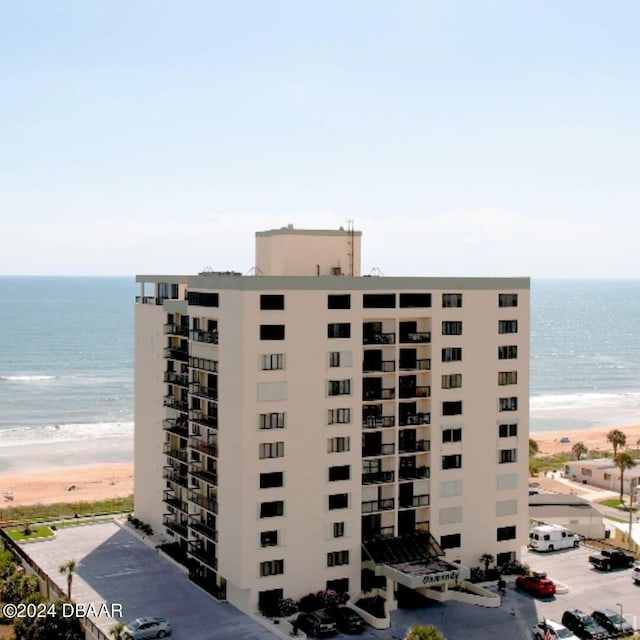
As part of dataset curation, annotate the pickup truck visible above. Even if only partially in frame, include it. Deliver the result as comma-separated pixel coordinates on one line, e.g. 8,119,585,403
588,548,635,571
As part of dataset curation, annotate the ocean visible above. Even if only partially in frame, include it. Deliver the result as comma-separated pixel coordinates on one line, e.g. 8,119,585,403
0,277,639,471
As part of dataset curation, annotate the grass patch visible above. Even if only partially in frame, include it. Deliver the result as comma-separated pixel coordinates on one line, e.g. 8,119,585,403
0,495,133,525
529,452,573,475
6,526,54,541
600,498,624,508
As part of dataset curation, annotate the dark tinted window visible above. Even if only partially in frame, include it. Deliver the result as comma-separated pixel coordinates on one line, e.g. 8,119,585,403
260,325,285,340
260,295,285,310
399,293,431,308
328,465,350,482
440,533,461,548
363,293,396,308
328,493,349,509
442,401,462,416
260,501,284,518
260,472,284,489
328,323,351,338
328,294,351,309
187,291,219,307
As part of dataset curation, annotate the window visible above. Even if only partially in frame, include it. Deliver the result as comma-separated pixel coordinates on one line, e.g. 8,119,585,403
187,291,219,307
497,473,518,490
328,493,349,510
499,293,518,307
498,320,518,334
499,449,517,464
499,397,518,412
260,559,284,577
363,293,396,308
260,295,285,310
581,467,592,477
498,423,518,438
442,454,462,470
328,437,350,453
442,321,462,336
328,465,350,482
259,413,285,430
328,380,351,396
442,293,462,308
440,533,461,549
498,371,517,386
441,374,462,389
260,325,285,340
442,427,462,443
328,323,351,338
442,401,462,416
329,351,341,367
259,442,284,459
442,347,462,362
327,550,350,567
399,293,431,308
440,479,464,497
260,530,278,547
496,551,515,566
260,501,284,518
328,408,351,425
328,294,351,309
261,354,285,370
260,472,284,489
326,578,349,593
333,522,345,538
498,345,518,359
497,525,517,541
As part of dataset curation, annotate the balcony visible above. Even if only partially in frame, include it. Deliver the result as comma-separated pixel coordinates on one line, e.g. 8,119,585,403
400,331,431,344
363,387,395,401
191,466,218,486
415,520,430,533
361,470,395,485
399,358,431,372
399,413,431,427
189,491,218,514
164,323,189,337
189,410,218,430
189,437,218,458
412,494,430,507
399,440,430,454
399,466,430,481
163,419,188,438
190,329,219,345
362,525,395,540
361,498,395,513
362,443,395,457
189,546,218,571
163,443,188,463
163,515,188,539
190,383,218,402
362,360,396,374
363,332,395,345
189,517,217,542
163,492,189,513
163,396,188,412
399,386,431,400
163,468,188,488
164,347,189,362
362,416,395,429
164,371,189,387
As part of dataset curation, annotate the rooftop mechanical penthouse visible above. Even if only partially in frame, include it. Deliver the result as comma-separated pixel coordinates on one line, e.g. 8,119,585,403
134,226,529,617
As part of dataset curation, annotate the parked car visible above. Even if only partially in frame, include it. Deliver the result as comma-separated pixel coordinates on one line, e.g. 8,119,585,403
515,571,556,597
588,548,634,571
591,609,634,637
295,609,338,638
531,619,579,640
632,565,640,585
330,606,365,634
529,524,580,552
561,610,609,640
122,617,172,639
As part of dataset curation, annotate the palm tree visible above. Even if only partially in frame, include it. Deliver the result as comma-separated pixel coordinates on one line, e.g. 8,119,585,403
607,429,627,458
479,553,494,573
404,625,445,640
571,441,588,461
59,559,77,600
529,438,540,458
614,452,637,502
110,622,125,640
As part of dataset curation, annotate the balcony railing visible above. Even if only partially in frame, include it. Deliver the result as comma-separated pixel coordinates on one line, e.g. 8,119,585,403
163,443,188,462
189,410,218,429
415,520,430,532
399,358,431,371
163,419,189,437
361,498,395,513
190,329,219,345
399,439,430,454
363,387,395,401
399,413,431,427
163,493,189,513
189,491,218,514
363,332,396,345
163,468,188,488
191,466,218,486
163,347,189,362
189,437,218,458
362,443,395,457
189,518,218,542
362,525,395,540
412,494,430,507
400,331,431,344
362,416,395,429
189,547,218,571
164,371,189,387
163,516,188,539
399,386,431,399
361,470,395,485
163,396,189,412
399,466,430,481
164,323,189,337
190,383,218,401
362,360,396,374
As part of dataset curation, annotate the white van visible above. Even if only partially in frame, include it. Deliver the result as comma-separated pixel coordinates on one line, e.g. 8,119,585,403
528,524,580,552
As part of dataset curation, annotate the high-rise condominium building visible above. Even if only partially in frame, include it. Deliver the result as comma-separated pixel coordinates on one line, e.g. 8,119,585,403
134,226,529,617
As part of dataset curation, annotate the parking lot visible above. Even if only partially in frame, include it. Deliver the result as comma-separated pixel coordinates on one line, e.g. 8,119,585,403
20,523,640,640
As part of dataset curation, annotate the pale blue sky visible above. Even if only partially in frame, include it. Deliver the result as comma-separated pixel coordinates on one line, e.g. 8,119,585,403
1,1,639,277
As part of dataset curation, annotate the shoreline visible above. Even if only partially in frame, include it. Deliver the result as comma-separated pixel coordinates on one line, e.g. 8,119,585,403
531,423,640,456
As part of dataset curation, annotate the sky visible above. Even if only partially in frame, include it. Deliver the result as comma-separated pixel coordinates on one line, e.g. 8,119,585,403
1,1,639,278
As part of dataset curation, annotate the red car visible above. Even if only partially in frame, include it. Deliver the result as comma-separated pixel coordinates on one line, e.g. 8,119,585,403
516,571,556,597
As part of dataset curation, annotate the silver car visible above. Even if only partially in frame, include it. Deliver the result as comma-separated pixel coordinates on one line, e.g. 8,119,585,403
123,617,172,639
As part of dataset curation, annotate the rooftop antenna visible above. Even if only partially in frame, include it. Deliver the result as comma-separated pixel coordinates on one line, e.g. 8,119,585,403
368,267,385,277
346,219,354,276
245,266,264,276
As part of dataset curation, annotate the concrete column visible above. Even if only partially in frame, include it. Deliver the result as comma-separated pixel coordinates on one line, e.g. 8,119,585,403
385,577,397,612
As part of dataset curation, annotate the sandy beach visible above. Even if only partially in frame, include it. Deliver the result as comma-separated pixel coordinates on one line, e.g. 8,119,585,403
531,423,640,456
0,463,133,508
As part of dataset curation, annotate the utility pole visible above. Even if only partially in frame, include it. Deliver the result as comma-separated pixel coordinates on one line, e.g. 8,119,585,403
628,477,637,551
